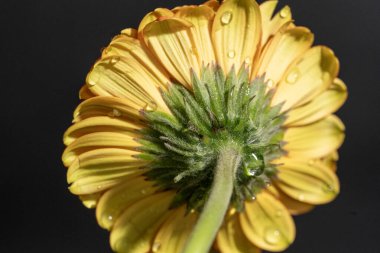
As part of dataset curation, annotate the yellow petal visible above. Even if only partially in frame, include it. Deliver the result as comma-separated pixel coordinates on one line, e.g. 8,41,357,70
79,193,101,209
175,5,216,65
86,54,169,113
266,186,314,215
143,18,200,88
62,132,140,166
283,115,345,158
110,191,175,253
138,8,174,35
272,46,340,111
153,206,197,253
259,1,293,46
212,0,261,73
79,84,95,100
72,96,142,123
253,27,314,87
201,0,220,12
285,78,347,126
67,148,147,183
274,158,340,204
120,28,138,37
217,210,260,253
96,176,157,230
240,191,295,252
63,116,143,146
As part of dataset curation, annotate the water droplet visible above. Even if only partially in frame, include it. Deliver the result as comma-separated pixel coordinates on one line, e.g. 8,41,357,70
221,11,233,25
264,227,281,244
108,215,113,221
141,189,147,194
244,57,251,65
286,68,300,84
298,194,305,201
251,196,256,200
96,185,102,190
227,50,235,59
275,210,283,217
190,209,196,213
110,56,120,64
144,102,158,112
267,79,275,89
152,241,161,252
109,108,121,117
279,7,290,19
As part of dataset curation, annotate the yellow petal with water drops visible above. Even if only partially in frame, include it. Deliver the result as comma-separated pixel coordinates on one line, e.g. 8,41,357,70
96,176,157,230
285,78,347,126
79,192,102,209
217,210,261,253
86,55,170,113
201,0,220,12
240,191,295,252
67,148,146,184
175,5,216,65
138,8,174,35
110,191,175,253
72,96,142,123
63,116,143,146
254,27,313,87
272,46,340,111
259,1,293,46
275,158,340,205
266,186,314,216
79,84,95,100
102,33,170,91
62,132,141,166
283,115,345,158
212,0,262,73
143,18,200,88
153,205,197,253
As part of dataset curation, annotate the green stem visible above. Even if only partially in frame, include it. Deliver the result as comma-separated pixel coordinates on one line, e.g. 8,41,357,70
181,147,241,253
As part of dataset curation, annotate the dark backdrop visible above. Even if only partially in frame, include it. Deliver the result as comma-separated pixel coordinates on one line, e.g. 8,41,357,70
1,0,379,252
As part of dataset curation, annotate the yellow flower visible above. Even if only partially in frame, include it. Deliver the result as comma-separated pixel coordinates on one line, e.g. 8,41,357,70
62,0,347,252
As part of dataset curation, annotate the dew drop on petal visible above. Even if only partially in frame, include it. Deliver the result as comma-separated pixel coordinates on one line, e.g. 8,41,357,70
244,57,251,65
110,56,120,64
264,227,281,244
144,102,158,112
227,50,236,59
275,210,283,218
221,11,233,25
267,79,275,89
279,7,290,19
141,189,147,194
152,241,161,252
109,108,121,117
298,194,305,201
286,68,300,84
108,215,113,221
96,185,102,190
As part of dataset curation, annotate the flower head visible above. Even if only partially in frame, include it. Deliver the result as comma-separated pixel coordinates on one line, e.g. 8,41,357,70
62,0,347,252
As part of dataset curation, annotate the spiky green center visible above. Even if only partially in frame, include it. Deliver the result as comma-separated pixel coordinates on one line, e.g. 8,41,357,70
138,66,285,212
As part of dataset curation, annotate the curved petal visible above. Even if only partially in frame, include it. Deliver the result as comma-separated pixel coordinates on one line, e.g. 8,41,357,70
272,46,340,111
283,115,345,158
285,78,347,126
253,27,314,87
96,176,157,230
79,84,95,100
201,0,220,12
67,148,146,195
259,1,293,46
138,8,174,35
240,191,295,252
143,18,200,88
153,206,197,253
79,192,102,209
63,116,143,146
86,54,169,113
110,191,175,253
266,186,314,215
72,96,142,123
175,5,216,65
212,0,262,73
274,158,340,205
217,210,261,253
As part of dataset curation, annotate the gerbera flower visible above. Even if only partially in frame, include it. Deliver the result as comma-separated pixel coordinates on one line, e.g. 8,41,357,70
62,0,347,252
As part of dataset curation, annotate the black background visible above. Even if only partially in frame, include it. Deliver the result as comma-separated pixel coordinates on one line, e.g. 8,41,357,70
1,0,379,252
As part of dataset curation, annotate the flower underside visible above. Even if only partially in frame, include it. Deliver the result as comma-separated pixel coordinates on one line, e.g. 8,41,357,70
138,65,285,212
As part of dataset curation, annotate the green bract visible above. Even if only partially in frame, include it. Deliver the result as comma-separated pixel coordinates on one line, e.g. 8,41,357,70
138,65,286,212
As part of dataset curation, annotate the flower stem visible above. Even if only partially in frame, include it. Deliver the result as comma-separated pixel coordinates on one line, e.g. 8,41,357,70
181,147,241,253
